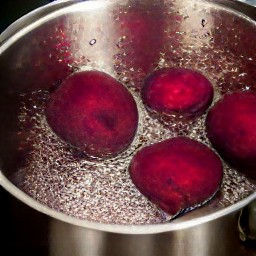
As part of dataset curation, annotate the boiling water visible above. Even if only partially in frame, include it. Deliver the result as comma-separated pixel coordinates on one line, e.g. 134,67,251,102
13,89,256,224
10,2,256,224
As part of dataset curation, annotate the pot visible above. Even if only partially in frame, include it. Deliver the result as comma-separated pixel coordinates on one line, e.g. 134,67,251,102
0,0,256,255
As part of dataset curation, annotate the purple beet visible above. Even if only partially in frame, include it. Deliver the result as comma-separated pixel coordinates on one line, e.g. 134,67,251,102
46,70,138,158
142,68,213,120
129,137,223,216
206,91,256,179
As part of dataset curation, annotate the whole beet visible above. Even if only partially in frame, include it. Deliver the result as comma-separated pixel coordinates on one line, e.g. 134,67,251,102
142,68,213,121
206,91,256,179
129,137,223,216
46,70,138,158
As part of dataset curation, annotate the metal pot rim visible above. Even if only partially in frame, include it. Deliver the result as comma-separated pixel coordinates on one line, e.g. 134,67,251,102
0,0,256,234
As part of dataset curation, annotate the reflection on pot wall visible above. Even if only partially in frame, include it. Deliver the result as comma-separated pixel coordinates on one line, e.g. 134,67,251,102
49,211,253,256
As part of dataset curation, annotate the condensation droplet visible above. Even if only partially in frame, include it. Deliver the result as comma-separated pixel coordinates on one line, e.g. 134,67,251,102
89,39,97,46
201,19,207,27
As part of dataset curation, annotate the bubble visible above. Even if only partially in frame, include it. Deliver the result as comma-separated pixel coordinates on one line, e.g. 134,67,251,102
89,39,97,46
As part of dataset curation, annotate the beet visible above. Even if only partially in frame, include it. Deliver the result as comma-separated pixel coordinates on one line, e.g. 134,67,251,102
206,91,256,179
129,137,223,216
46,70,138,158
142,68,213,120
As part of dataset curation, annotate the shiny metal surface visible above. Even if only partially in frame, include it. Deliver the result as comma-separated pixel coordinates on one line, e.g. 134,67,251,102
0,0,78,44
49,212,254,256
0,0,256,255
1,0,256,231
238,200,256,242
238,0,256,6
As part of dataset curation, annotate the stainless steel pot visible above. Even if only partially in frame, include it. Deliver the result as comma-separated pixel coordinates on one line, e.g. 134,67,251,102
0,0,256,255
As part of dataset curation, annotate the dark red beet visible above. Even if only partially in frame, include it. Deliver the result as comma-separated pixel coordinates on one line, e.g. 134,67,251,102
129,137,223,216
142,68,213,120
206,91,256,179
46,71,138,158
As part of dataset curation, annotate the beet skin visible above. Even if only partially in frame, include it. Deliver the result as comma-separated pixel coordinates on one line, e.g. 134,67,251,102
206,91,256,179
142,68,213,120
129,137,223,216
46,70,138,158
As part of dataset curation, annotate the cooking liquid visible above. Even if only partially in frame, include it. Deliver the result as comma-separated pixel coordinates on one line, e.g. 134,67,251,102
10,2,256,224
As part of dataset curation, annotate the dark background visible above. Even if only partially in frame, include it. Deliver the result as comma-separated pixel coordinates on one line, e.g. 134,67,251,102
0,0,51,32
1,2,51,255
